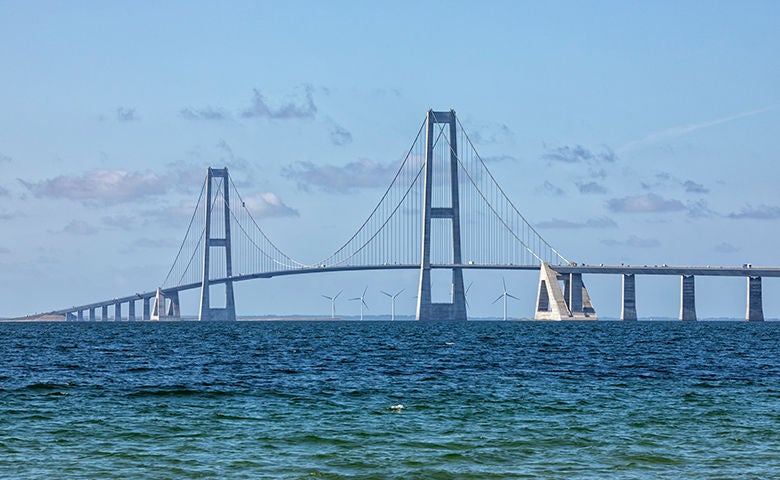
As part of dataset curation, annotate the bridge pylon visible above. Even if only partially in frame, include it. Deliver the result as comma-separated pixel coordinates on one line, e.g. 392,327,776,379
198,167,237,321
416,109,467,321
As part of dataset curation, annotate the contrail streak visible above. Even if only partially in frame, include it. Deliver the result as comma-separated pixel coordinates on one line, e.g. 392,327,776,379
617,106,775,154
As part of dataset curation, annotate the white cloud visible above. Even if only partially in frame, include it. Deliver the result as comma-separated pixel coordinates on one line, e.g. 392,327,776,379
607,193,685,213
240,192,299,218
282,159,397,193
21,169,168,205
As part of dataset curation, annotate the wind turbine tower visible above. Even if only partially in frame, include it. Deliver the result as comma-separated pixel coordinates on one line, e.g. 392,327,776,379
493,278,519,321
349,287,369,321
381,289,404,321
321,290,342,319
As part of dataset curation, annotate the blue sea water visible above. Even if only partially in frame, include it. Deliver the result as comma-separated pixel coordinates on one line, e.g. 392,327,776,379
1,321,779,479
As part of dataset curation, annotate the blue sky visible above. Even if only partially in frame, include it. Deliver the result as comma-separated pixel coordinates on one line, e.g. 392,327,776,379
1,1,779,319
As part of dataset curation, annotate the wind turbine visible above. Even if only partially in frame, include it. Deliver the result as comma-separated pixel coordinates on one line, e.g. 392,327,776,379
349,286,369,320
381,289,404,320
492,278,519,321
321,289,342,319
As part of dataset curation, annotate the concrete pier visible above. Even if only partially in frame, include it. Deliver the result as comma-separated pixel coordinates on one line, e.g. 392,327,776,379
114,302,122,321
89,308,96,321
746,276,764,321
166,291,181,318
143,297,151,320
567,273,583,313
101,305,108,321
77,310,84,321
621,274,637,321
535,263,597,320
679,275,696,321
128,300,135,321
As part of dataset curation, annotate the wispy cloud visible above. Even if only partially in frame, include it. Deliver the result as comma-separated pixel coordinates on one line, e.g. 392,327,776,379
118,237,180,254
727,204,780,220
329,123,353,146
0,152,11,163
0,185,9,197
241,87,317,119
101,214,139,230
116,107,139,122
682,180,709,194
607,193,686,213
0,210,19,221
20,169,167,205
282,159,396,193
617,106,775,154
468,123,514,145
714,242,739,253
543,145,616,165
52,220,98,236
576,181,607,195
537,217,617,229
685,199,717,219
179,106,230,121
601,235,660,248
538,181,565,196
483,154,519,163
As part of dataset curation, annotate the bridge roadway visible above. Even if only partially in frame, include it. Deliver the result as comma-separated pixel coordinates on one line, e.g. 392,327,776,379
49,263,779,317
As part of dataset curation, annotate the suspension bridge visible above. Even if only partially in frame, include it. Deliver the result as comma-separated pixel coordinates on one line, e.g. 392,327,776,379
44,110,779,322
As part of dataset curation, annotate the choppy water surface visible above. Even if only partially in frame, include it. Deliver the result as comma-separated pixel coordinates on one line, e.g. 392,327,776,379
1,321,779,479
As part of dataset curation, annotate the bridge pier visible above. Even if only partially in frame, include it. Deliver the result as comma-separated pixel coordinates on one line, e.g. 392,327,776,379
101,305,108,321
89,307,96,321
679,275,696,321
114,302,122,321
143,297,150,320
128,300,135,322
621,274,637,321
166,291,181,317
151,288,181,320
77,310,84,321
535,263,597,320
65,311,76,321
746,276,764,321
415,110,467,321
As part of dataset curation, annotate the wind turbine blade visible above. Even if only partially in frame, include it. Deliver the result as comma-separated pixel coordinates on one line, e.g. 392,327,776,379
396,288,405,297
362,300,369,309
502,277,507,292
492,294,504,304
507,293,520,301
321,295,332,300
349,297,360,301
362,286,368,297
381,291,392,297
465,282,473,295
334,289,343,300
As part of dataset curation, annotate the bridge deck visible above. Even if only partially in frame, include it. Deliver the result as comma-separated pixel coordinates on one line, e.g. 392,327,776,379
49,263,780,316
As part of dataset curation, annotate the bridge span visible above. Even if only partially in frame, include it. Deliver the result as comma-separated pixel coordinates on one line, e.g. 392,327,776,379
38,110,777,323
49,262,775,322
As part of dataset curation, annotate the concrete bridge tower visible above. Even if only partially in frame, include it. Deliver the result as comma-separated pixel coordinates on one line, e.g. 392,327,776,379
416,110,467,321
198,167,236,321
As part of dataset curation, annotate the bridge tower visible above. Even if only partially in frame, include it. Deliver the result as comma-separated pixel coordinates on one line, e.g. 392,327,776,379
198,167,236,321
416,110,467,321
